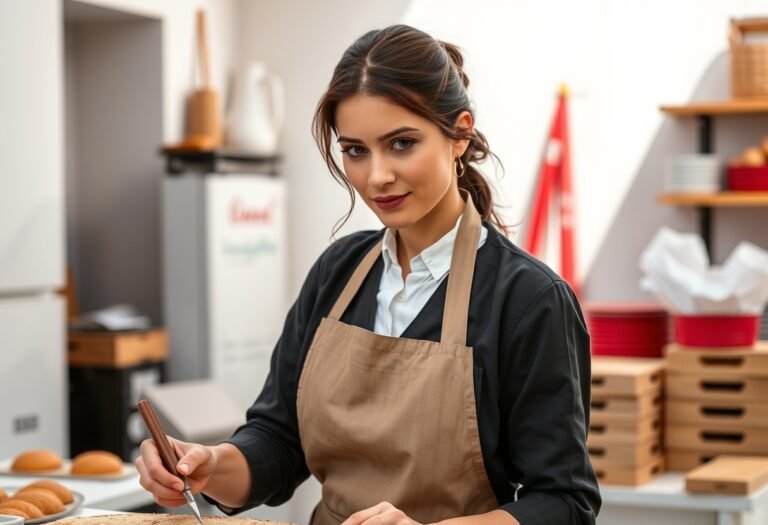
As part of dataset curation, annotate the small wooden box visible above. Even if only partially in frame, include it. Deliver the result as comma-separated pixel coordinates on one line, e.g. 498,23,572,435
594,455,665,487
591,389,663,418
666,342,768,377
589,414,663,445
686,455,768,495
666,400,768,428
589,438,662,468
591,357,664,397
666,425,768,455
667,449,717,472
68,329,168,368
666,375,768,402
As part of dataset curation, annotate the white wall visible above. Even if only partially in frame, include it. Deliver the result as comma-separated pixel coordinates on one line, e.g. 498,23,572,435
237,0,768,305
71,0,240,144
235,0,413,300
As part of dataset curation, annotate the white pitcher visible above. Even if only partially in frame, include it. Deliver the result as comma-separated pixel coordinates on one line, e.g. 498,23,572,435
224,62,285,155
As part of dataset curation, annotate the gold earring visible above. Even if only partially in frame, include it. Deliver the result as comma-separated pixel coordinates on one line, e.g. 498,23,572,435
455,158,466,178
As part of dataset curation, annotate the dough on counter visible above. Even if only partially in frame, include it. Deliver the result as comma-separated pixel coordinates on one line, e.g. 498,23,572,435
53,513,296,525
13,488,65,514
0,499,45,519
70,450,123,475
11,449,64,472
23,479,74,504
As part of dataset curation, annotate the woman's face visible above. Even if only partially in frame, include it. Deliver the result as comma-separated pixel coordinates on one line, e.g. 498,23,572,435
335,94,470,230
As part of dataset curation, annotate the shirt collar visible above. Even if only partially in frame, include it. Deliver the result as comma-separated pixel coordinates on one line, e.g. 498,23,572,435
381,214,464,281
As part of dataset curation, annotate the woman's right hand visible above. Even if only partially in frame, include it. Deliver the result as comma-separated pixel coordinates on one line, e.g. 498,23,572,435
135,436,218,507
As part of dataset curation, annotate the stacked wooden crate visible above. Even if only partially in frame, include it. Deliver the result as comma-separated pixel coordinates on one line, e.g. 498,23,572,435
589,357,666,485
665,342,768,471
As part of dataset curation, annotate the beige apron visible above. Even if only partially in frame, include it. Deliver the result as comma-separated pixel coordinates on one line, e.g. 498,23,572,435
296,195,499,525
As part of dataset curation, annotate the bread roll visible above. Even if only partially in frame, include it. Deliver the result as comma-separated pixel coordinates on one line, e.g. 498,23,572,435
71,450,123,475
742,146,765,167
12,488,65,515
0,488,7,504
0,499,44,519
0,507,30,519
23,480,74,504
11,449,63,472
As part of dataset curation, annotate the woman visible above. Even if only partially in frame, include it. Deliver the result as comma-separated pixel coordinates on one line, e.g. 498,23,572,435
137,24,600,525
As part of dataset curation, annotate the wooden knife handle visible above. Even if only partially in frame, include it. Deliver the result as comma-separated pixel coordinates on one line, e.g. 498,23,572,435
138,399,181,478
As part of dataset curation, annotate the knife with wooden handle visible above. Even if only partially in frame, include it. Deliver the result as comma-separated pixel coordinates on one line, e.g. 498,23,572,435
137,399,204,525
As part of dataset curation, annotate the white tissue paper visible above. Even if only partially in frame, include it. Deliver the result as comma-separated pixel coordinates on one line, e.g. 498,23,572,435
69,303,151,331
640,227,768,315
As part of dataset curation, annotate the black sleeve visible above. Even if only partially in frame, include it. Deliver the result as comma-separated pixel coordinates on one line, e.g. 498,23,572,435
202,252,325,513
498,280,601,525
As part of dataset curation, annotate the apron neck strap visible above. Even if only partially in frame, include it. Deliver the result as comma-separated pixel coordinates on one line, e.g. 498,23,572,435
328,191,482,346
328,238,384,321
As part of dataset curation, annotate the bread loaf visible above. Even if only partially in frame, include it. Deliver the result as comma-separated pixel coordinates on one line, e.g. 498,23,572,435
0,499,45,519
13,488,65,514
11,449,63,472
71,450,123,475
0,507,29,519
23,479,74,504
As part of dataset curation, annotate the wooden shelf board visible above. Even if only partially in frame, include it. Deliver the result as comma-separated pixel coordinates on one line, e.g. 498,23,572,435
660,99,768,116
657,192,768,206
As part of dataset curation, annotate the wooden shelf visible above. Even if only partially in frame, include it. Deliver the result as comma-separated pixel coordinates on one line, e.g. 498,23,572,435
660,99,768,116
657,192,768,207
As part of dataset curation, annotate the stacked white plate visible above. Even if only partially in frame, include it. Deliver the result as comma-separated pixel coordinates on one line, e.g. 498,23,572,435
665,154,722,192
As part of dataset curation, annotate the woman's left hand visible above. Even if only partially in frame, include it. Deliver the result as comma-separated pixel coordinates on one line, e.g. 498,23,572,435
341,501,424,525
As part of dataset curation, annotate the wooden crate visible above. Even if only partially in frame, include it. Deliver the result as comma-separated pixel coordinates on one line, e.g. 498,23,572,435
589,407,661,424
667,449,717,472
666,375,768,402
594,455,665,487
68,329,168,368
686,455,768,495
666,425,768,454
666,343,768,377
589,414,663,445
667,400,768,428
589,438,663,468
591,357,665,397
591,389,663,418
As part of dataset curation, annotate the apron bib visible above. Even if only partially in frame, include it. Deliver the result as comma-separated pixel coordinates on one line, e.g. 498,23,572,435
296,195,498,524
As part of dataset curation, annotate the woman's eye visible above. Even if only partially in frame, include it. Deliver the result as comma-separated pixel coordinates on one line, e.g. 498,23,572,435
341,145,365,158
392,138,415,151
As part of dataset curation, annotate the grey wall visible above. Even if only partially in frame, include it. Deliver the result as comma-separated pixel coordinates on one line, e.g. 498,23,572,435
65,16,164,322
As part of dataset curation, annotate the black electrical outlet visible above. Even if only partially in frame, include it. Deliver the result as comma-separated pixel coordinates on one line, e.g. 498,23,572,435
13,414,38,434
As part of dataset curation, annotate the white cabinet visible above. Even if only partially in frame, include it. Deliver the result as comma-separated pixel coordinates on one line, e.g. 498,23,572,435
0,0,64,293
0,0,66,457
0,295,66,457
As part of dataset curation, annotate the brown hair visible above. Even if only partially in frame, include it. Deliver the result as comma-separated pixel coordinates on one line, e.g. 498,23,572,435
312,24,507,237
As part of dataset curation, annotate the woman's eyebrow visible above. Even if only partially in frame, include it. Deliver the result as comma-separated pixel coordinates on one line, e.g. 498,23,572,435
337,126,420,144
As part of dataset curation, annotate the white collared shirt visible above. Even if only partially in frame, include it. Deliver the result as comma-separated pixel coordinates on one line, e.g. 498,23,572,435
374,215,488,337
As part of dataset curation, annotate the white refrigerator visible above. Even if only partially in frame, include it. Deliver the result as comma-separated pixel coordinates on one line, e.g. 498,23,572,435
0,0,67,458
163,174,287,412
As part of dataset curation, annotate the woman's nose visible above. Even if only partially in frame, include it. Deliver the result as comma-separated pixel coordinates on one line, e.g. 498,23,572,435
368,154,395,187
